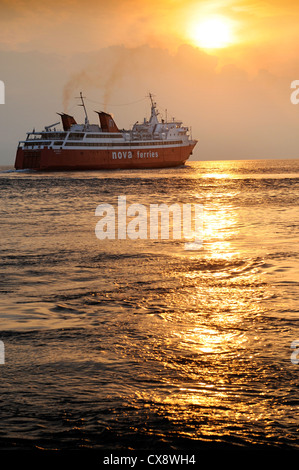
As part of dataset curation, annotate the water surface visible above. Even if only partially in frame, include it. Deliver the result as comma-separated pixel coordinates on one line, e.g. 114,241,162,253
0,159,298,454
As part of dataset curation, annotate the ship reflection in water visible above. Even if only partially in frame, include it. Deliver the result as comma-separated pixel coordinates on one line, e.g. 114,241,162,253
0,159,298,453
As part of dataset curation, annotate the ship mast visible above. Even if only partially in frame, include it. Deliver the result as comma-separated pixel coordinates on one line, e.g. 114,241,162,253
77,91,89,126
149,92,155,108
148,92,159,123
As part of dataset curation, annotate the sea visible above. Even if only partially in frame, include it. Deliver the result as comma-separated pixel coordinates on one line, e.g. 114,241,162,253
0,159,298,463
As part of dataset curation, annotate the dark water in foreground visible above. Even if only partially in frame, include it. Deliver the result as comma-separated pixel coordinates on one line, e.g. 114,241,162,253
0,159,298,460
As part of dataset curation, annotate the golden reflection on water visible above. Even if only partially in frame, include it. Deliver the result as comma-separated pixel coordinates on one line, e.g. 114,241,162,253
202,172,233,179
138,164,275,442
204,208,236,242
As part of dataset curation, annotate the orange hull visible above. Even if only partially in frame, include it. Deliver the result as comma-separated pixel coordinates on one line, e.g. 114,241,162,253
15,144,195,171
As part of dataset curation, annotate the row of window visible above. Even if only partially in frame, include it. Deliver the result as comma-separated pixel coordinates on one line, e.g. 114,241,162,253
27,132,123,141
23,139,184,149
86,133,123,139
63,140,183,147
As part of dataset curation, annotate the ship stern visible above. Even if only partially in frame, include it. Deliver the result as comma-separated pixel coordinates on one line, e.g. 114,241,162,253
15,147,42,170
14,147,24,170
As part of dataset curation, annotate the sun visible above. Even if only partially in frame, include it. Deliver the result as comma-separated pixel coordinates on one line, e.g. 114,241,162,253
188,16,234,49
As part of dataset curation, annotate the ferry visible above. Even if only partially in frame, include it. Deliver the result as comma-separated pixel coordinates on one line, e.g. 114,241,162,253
14,93,197,171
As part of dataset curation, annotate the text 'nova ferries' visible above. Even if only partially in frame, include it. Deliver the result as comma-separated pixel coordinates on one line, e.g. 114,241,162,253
15,93,197,171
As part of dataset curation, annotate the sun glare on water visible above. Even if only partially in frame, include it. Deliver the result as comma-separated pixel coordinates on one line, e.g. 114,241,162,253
188,16,234,49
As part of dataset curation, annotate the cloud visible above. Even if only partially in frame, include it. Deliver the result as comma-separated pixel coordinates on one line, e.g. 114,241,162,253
0,0,299,66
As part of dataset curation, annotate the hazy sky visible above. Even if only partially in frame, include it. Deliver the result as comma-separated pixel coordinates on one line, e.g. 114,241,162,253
1,0,299,164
